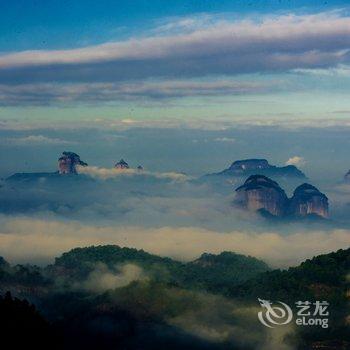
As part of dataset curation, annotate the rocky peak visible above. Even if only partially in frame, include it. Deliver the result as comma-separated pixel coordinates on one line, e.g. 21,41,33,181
58,151,88,174
229,159,270,171
115,159,129,169
289,183,329,218
344,170,350,182
212,158,306,179
235,177,329,219
235,175,289,216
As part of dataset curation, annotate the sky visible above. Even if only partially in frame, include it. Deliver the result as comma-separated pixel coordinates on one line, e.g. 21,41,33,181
0,2,350,267
1,0,350,126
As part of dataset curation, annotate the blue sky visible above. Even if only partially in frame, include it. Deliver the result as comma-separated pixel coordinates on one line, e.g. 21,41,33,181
1,0,348,50
1,0,350,127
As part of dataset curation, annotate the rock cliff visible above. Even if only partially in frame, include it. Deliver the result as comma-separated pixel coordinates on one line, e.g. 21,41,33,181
235,175,289,216
58,152,88,174
289,183,329,218
235,175,329,219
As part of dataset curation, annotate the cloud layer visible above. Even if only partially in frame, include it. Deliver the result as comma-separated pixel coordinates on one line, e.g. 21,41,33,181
77,165,190,181
0,80,275,106
1,12,350,81
0,11,350,106
0,216,349,268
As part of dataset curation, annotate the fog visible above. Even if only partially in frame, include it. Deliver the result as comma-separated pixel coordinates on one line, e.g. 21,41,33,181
0,125,349,267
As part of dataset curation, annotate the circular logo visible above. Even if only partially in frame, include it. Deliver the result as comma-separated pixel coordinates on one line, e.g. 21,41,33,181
258,298,293,328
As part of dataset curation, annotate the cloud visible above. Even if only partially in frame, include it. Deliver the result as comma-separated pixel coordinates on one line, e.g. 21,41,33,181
214,137,235,143
78,263,146,293
285,156,306,167
1,114,350,132
0,216,349,268
0,80,275,106
1,12,350,84
294,64,350,77
1,134,73,145
76,165,190,182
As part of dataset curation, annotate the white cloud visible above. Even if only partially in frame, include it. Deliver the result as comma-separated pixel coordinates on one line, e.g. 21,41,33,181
2,134,73,145
0,80,275,106
214,137,236,143
0,216,349,268
285,156,306,167
1,116,350,132
76,165,191,182
78,263,146,293
0,11,350,84
294,64,350,77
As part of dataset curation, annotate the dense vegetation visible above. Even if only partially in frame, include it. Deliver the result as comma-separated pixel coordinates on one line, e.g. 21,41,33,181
0,246,349,349
50,245,270,291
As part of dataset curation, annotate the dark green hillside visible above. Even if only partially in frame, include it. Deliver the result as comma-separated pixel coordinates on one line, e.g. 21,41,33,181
180,251,270,292
50,245,270,290
0,256,51,293
50,245,184,283
231,248,350,301
230,248,350,348
1,247,349,349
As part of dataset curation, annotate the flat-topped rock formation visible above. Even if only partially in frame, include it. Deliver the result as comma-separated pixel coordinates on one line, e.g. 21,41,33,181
209,158,306,179
235,175,329,219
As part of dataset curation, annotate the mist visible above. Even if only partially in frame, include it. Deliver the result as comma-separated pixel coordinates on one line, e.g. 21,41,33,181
0,125,349,268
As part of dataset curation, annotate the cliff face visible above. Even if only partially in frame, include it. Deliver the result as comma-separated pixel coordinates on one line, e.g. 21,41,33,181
289,183,329,218
235,175,289,216
235,176,329,219
213,158,306,178
58,152,88,174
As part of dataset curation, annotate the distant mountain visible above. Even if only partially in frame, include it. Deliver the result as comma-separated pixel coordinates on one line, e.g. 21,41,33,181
6,151,88,181
235,175,329,219
49,245,269,291
207,158,306,179
344,169,350,182
6,172,60,181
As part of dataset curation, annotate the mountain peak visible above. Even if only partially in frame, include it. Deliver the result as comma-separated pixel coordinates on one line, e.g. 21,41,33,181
235,176,329,219
210,158,306,179
235,175,288,216
58,151,88,174
115,159,130,169
290,183,328,218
